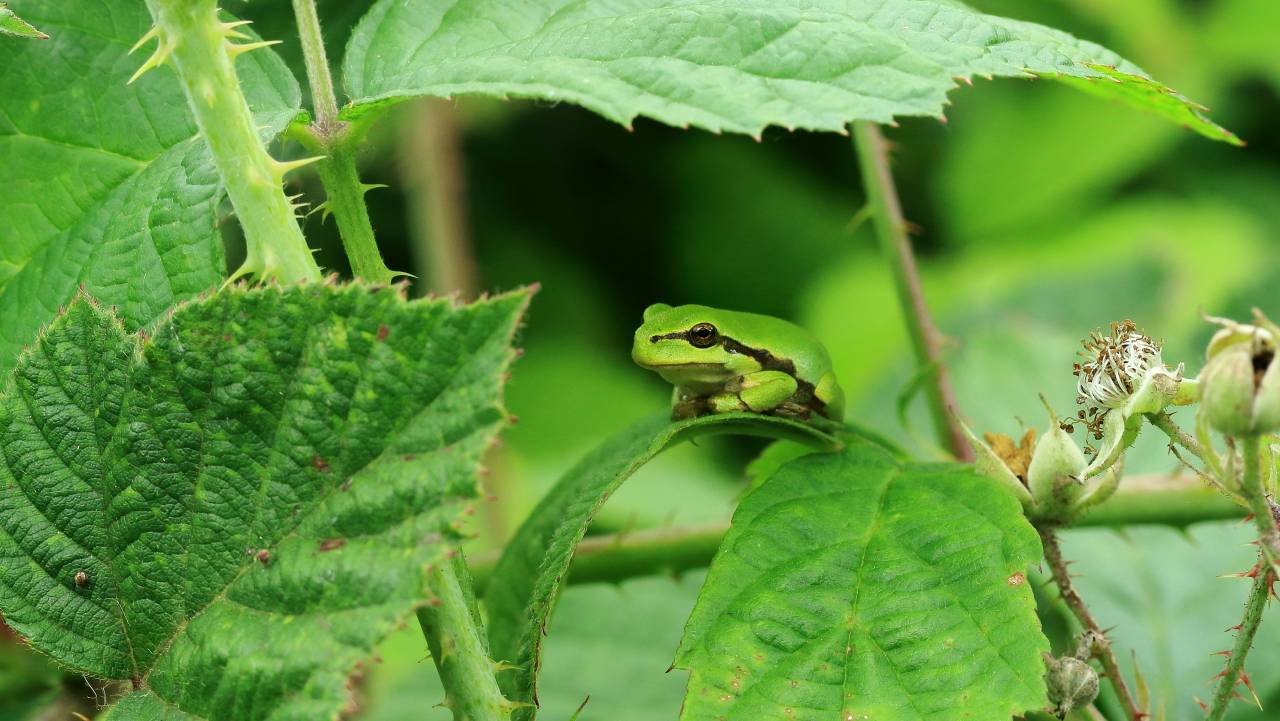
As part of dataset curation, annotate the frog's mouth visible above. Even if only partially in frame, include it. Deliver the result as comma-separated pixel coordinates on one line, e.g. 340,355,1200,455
639,361,722,369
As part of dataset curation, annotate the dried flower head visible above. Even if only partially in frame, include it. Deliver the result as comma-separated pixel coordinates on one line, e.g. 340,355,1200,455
1073,321,1163,410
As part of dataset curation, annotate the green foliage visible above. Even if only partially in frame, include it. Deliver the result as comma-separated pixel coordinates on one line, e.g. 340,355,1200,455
0,0,299,375
0,3,44,39
0,283,529,720
342,0,1234,141
484,413,838,718
1060,523,1280,721
365,574,707,721
676,440,1049,720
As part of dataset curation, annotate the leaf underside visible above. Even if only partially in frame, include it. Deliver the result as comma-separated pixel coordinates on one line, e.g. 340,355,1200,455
342,0,1237,143
675,441,1049,721
484,413,840,720
0,0,301,377
0,283,529,721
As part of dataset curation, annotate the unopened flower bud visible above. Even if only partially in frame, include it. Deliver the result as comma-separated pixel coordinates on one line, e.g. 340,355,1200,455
1027,410,1087,514
1200,312,1280,436
1045,655,1099,716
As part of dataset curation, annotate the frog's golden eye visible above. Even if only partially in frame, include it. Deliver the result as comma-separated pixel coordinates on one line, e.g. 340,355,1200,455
688,322,718,348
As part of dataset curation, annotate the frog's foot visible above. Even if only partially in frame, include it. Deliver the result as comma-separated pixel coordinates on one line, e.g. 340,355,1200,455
770,401,812,420
735,370,798,413
672,396,710,420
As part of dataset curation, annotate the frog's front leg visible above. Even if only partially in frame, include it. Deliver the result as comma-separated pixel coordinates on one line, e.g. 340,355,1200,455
708,370,798,414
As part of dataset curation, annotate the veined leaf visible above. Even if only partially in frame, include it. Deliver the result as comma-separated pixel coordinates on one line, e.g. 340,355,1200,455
675,441,1048,720
484,413,840,719
0,0,300,376
0,4,45,39
342,0,1237,143
0,283,530,720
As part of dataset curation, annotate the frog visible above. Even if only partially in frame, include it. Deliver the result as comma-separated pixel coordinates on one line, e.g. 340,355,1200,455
631,303,845,422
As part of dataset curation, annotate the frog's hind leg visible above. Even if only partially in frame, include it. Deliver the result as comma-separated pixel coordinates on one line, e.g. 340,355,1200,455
719,370,798,414
814,371,845,419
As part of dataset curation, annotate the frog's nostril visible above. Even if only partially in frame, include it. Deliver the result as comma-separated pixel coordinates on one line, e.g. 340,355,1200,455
650,335,660,343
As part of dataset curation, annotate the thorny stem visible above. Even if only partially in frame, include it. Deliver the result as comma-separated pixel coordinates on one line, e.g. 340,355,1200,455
419,551,513,721
1240,436,1280,560
1145,412,1204,460
1039,527,1146,721
1206,560,1271,721
141,0,321,284
851,122,972,462
290,0,396,284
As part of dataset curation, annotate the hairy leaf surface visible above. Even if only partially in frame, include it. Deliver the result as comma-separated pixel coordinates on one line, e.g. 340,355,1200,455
676,441,1048,720
484,413,840,719
0,0,300,376
0,284,529,721
342,0,1235,142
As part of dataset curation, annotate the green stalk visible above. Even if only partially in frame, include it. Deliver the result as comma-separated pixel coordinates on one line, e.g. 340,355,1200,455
466,477,1245,593
851,121,972,462
141,0,321,284
1206,560,1270,721
291,0,396,284
419,552,513,721
1239,435,1280,562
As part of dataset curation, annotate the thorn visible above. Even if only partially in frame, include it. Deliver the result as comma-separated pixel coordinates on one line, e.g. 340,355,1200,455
274,155,326,178
1240,670,1263,708
360,183,389,195
128,41,171,84
129,25,160,55
220,19,254,40
226,39,282,58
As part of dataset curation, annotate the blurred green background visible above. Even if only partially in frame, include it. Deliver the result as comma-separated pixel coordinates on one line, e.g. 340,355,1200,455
254,1,1280,720
9,1,1280,720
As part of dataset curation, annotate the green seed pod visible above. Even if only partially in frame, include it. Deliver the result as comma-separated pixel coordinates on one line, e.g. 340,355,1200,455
1027,423,1087,513
1199,320,1279,436
1045,655,1099,717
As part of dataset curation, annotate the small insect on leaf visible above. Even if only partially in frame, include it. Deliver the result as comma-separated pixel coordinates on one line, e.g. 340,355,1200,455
74,570,88,587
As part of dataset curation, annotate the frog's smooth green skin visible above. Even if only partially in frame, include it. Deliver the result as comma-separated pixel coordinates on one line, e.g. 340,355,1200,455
631,303,845,422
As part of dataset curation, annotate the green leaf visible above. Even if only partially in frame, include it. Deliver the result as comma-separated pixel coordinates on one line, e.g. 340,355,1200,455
1059,523,1280,721
484,412,840,719
675,441,1049,720
0,283,530,720
342,0,1236,142
0,0,300,376
0,4,45,39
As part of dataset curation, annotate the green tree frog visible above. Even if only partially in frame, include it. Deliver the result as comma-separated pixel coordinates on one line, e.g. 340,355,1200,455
632,303,845,422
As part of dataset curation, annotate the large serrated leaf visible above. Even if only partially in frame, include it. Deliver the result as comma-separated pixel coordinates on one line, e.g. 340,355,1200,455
675,441,1048,720
341,0,1236,143
484,413,841,720
0,283,530,721
0,0,301,376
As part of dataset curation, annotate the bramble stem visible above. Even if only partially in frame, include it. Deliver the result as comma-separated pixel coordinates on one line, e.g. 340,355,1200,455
143,0,321,284
1146,412,1204,459
419,552,512,721
290,0,338,133
851,122,971,461
1238,435,1280,562
290,0,396,284
1206,559,1270,721
465,480,1243,592
1040,527,1145,721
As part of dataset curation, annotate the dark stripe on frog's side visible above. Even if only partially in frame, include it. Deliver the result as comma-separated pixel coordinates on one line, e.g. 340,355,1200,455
649,331,827,416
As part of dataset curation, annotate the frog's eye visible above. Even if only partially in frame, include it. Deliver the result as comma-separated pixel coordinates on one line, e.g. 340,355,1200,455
688,322,719,348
